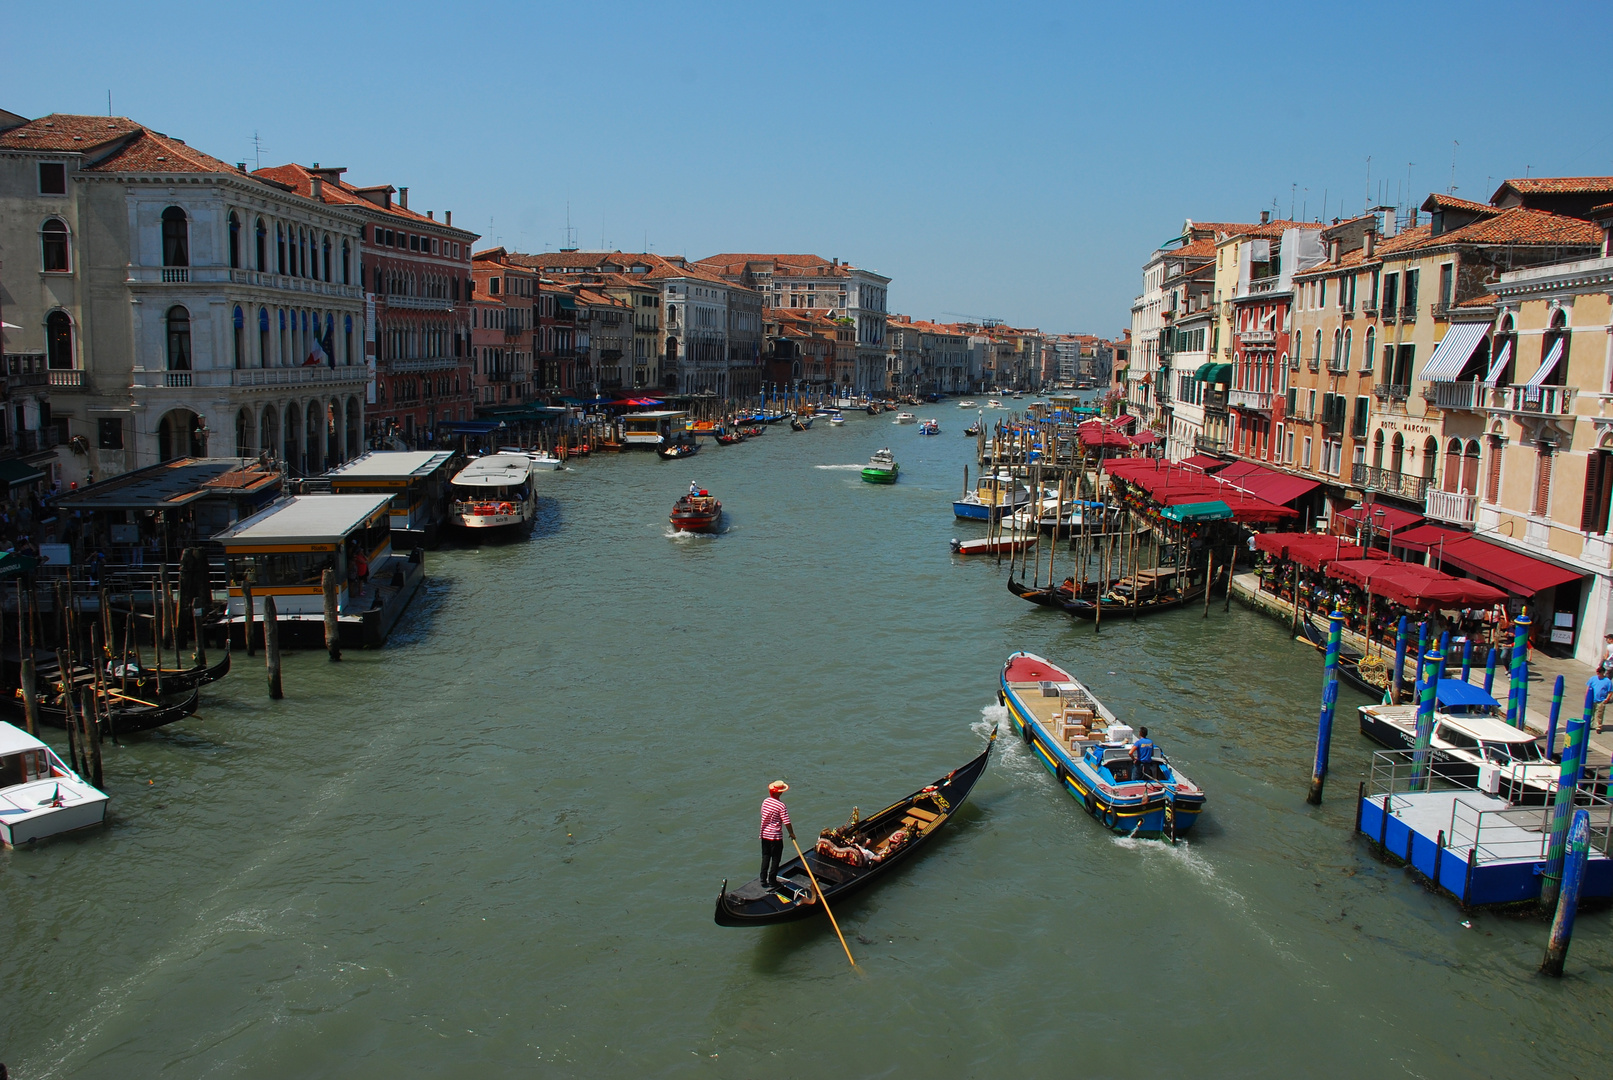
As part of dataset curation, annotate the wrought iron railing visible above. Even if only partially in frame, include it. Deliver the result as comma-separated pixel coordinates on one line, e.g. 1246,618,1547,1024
1352,463,1430,501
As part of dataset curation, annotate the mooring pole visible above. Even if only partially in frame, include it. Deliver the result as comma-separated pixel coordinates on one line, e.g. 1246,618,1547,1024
322,568,341,662
1307,609,1344,805
1390,615,1409,705
243,581,256,657
1506,613,1530,727
1541,699,1591,908
1483,646,1498,696
1545,675,1565,760
264,595,283,700
1410,650,1443,790
1514,613,1533,728
1461,637,1473,683
1542,808,1591,977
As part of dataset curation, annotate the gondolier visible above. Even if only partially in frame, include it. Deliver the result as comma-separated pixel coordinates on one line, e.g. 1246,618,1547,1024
759,781,796,890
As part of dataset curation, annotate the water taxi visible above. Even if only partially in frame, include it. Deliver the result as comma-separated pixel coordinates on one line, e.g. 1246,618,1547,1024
0,721,109,846
988,399,1003,409
893,412,917,424
861,448,899,484
1357,682,1558,804
671,486,722,532
999,652,1204,837
958,400,979,408
217,493,423,646
326,450,457,547
499,446,563,471
449,453,537,531
953,471,1032,520
828,411,846,426
918,418,940,435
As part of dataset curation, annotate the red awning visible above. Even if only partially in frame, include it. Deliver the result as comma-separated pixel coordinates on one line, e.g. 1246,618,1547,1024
1225,463,1321,508
1335,503,1425,533
1325,557,1509,609
1179,454,1229,473
1128,431,1159,446
1390,523,1467,554
1432,536,1586,596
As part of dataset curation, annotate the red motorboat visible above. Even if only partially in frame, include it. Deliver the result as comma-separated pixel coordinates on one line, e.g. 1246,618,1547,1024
671,487,722,532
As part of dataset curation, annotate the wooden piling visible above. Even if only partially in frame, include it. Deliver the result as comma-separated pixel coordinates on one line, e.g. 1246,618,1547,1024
56,648,81,775
322,568,341,662
192,601,208,668
19,656,39,737
264,595,283,699
79,685,103,790
243,581,256,657
1204,550,1214,618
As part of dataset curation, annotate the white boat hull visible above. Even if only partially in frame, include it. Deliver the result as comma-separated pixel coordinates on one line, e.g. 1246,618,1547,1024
1,778,109,846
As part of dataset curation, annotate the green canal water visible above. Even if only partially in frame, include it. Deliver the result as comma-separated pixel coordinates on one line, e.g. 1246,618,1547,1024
3,410,1610,1078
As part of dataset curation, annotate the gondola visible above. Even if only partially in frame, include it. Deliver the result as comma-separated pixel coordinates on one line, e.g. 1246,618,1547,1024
27,687,201,735
789,416,813,431
1295,616,1415,701
1007,576,1105,608
713,431,744,446
714,732,995,927
41,650,231,699
1065,582,1207,619
658,440,699,459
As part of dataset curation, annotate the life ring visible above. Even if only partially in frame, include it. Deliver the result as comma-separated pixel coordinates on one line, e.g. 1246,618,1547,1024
499,502,513,515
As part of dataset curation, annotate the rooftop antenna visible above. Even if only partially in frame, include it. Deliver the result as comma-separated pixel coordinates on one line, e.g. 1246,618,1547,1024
108,90,112,117
1405,162,1415,212
250,131,265,172
562,201,578,252
1365,155,1372,211
1448,141,1459,194
1290,183,1297,219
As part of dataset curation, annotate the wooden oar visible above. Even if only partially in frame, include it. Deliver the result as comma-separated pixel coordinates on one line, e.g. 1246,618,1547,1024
789,834,856,969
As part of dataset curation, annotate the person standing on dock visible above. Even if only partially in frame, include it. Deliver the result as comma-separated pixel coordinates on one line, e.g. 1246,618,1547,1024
759,781,796,889
1590,667,1612,734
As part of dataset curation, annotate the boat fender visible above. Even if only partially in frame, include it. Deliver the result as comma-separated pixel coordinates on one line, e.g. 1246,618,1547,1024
997,688,1005,706
1021,719,1033,746
1103,805,1118,829
1083,788,1096,816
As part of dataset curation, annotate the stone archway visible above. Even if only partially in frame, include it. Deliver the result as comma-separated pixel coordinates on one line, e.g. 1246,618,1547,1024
260,403,279,461
157,408,206,462
345,397,361,459
326,397,341,466
283,401,302,474
305,399,324,474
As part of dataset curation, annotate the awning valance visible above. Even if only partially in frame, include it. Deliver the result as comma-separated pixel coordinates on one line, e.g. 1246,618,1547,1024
1161,500,1233,522
1432,535,1584,596
1421,323,1489,382
1195,363,1232,384
1335,503,1424,533
1523,338,1565,388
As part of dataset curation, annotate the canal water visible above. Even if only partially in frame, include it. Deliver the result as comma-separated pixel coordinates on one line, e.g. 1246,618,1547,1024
2,410,1609,1078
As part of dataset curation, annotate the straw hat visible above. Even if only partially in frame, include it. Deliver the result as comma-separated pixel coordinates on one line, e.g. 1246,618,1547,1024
768,781,789,794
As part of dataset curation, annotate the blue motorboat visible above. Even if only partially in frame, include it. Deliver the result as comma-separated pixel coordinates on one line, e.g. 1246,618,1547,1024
998,651,1205,838
953,472,1032,521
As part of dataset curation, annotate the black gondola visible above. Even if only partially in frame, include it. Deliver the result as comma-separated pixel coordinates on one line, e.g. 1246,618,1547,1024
658,440,699,459
28,687,201,735
1295,616,1412,701
42,649,231,699
714,733,995,927
1007,576,1109,608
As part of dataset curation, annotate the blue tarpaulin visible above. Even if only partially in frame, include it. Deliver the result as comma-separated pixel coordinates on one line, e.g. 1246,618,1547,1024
1435,679,1500,710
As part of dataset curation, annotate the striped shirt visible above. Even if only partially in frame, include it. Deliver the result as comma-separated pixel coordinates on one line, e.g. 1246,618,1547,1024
759,796,791,839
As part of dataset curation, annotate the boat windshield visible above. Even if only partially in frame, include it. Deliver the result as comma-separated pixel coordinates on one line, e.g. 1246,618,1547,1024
1480,739,1543,764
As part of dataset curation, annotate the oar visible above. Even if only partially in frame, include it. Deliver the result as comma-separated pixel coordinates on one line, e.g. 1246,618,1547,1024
789,834,856,969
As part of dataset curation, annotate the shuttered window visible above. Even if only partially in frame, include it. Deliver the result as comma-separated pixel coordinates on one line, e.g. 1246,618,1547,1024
1352,396,1369,438
1486,438,1504,504
1581,449,1613,534
1533,445,1553,517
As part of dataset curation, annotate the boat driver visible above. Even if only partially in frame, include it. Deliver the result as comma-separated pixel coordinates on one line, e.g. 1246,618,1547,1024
1129,727,1156,782
689,480,700,497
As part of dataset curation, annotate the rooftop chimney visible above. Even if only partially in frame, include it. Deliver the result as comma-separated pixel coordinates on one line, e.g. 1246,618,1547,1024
1260,210,1270,225
1409,207,1418,227
445,210,452,226
427,210,434,220
399,187,409,210
1363,228,1377,259
310,176,322,201
236,162,246,173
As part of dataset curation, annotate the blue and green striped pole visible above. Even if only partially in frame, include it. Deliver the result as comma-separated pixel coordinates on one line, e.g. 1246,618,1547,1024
1542,808,1591,976
1410,650,1442,790
1508,613,1532,728
1308,610,1344,805
1541,696,1592,908
1483,646,1498,695
1517,614,1533,727
1546,675,1565,760
1391,615,1409,704
1461,637,1473,683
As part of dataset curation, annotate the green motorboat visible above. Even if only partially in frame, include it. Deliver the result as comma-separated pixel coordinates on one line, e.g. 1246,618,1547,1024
862,448,899,484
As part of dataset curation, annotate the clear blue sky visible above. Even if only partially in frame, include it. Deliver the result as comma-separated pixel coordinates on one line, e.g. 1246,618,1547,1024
6,1,1611,336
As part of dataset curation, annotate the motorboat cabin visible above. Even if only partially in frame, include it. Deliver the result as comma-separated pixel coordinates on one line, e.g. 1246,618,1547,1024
216,494,423,646
0,721,109,846
325,450,456,547
953,471,1033,521
449,454,537,531
1358,681,1556,803
621,410,689,447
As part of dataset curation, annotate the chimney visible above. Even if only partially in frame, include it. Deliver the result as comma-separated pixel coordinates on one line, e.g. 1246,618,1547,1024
310,176,322,201
1409,207,1418,227
236,162,246,173
833,257,839,266
399,187,409,210
427,210,434,220
1363,228,1377,259
445,210,452,226
1260,210,1270,225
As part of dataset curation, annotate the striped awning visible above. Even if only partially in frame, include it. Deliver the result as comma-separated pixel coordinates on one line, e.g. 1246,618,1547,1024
1481,340,1512,385
1420,322,1489,382
1523,338,1565,388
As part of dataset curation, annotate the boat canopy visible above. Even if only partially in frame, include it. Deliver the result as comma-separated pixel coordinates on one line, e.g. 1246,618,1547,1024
327,451,454,484
214,494,391,548
1161,500,1233,522
1434,680,1499,711
451,454,533,488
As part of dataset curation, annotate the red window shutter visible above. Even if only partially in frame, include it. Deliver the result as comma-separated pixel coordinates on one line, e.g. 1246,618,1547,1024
1486,440,1503,504
1534,448,1553,517
1581,452,1603,531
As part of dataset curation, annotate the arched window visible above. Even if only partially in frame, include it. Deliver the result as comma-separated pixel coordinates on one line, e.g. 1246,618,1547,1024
41,218,69,272
341,239,350,284
255,218,267,271
258,307,270,367
1363,327,1375,373
344,314,353,366
1462,439,1481,495
233,305,245,369
1312,328,1322,364
228,211,241,269
1443,437,1463,492
1541,308,1570,387
298,227,308,277
161,206,189,266
1343,329,1352,370
322,235,332,281
1331,329,1342,368
165,305,192,370
1422,436,1439,482
1372,429,1385,470
46,311,73,369
1493,313,1517,386
277,224,287,275
1390,432,1405,477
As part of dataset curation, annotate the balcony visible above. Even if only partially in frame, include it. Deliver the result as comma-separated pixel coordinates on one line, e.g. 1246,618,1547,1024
1400,305,1418,322
1243,275,1281,296
486,370,513,383
1373,383,1410,403
1480,383,1577,417
384,294,456,311
1352,463,1431,502
1308,357,1321,373
161,267,189,283
1425,488,1478,526
122,266,366,300
385,356,459,374
1194,434,1228,454
1238,329,1276,346
47,369,86,389
131,369,222,388
1229,388,1273,412
1422,380,1478,411
231,365,368,389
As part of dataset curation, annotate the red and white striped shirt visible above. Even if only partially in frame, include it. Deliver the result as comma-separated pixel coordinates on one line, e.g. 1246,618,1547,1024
759,796,791,839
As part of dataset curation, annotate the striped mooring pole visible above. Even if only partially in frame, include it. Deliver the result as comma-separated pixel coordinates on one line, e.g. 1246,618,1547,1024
1410,650,1443,790
1545,675,1566,760
1307,610,1344,806
1391,615,1409,705
1483,645,1498,695
1461,637,1473,683
1541,696,1592,909
1542,809,1592,977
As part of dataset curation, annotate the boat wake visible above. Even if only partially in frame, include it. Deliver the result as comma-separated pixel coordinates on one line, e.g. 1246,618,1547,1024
1110,833,1216,880
666,527,719,539
813,464,863,470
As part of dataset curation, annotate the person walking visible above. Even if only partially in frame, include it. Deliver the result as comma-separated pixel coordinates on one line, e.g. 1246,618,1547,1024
759,781,795,890
1591,666,1613,734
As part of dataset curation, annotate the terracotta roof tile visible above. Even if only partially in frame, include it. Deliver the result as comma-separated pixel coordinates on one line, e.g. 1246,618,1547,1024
0,113,144,153
1423,193,1497,216
1493,177,1613,197
80,128,242,176
254,163,478,235
1430,206,1601,247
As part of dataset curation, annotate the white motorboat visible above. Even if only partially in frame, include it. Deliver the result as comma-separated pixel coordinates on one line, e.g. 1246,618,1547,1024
958,400,979,408
499,446,563,471
894,412,917,424
988,399,1004,409
918,418,941,435
450,453,538,530
0,721,109,846
828,411,846,426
